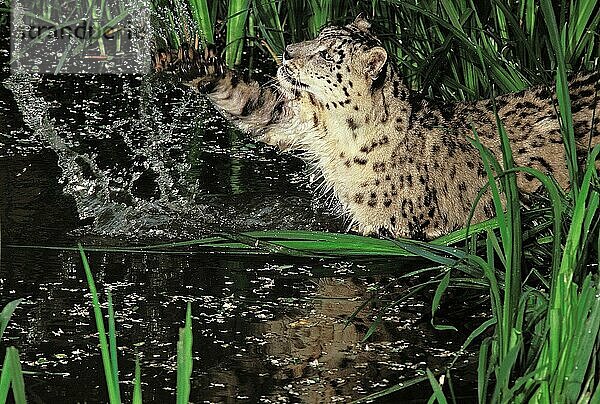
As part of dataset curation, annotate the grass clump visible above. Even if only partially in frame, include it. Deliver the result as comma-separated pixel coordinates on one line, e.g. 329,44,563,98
0,247,195,403
79,244,195,403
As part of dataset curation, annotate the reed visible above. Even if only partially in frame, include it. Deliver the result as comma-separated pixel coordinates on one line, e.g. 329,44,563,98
79,245,195,404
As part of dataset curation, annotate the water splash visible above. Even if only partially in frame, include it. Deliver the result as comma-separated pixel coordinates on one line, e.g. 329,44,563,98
2,71,341,239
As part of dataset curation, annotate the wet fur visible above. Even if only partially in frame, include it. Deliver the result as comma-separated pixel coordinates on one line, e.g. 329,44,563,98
155,17,600,239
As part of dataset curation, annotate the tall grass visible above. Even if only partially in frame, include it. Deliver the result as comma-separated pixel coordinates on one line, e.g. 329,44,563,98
152,1,598,91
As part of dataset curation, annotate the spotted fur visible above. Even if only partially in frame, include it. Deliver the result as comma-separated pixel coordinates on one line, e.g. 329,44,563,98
155,16,600,240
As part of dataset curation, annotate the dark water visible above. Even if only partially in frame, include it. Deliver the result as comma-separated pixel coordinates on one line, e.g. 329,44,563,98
0,34,478,403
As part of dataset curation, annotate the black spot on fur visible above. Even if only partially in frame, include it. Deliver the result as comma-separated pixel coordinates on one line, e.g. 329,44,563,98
393,80,400,97
241,98,255,116
574,88,595,98
230,75,240,88
449,166,457,179
373,162,386,172
347,118,359,130
477,165,486,177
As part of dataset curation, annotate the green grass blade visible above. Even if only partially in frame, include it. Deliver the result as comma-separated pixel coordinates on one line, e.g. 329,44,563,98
431,270,457,331
476,338,490,404
0,299,23,341
133,353,142,404
225,0,250,67
540,0,580,193
565,276,600,400
6,221,499,259
350,375,429,403
426,368,448,404
450,318,496,369
0,347,26,404
7,347,26,404
253,0,286,54
0,348,13,403
176,302,193,404
188,0,213,44
107,291,119,395
79,244,121,404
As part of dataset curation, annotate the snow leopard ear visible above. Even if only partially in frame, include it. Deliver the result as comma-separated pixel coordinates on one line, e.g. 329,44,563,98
364,46,387,79
353,13,371,32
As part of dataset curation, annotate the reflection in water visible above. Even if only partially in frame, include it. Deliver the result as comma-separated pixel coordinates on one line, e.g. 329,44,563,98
2,247,471,402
